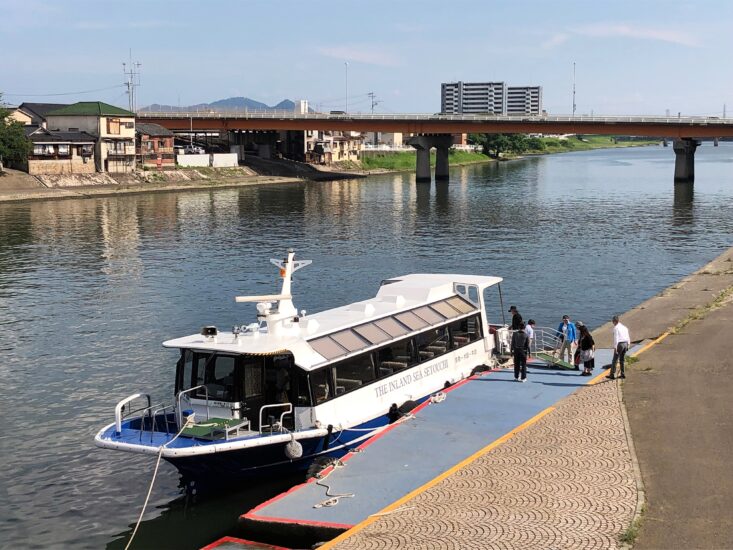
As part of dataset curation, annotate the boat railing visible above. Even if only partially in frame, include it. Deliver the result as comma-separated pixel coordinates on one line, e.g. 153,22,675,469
115,393,151,434
139,404,176,442
176,385,210,429
258,403,293,434
530,326,562,355
498,326,561,355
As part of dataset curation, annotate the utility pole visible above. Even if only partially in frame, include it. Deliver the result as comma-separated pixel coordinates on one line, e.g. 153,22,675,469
572,61,576,117
724,104,727,118
368,92,380,114
122,49,141,112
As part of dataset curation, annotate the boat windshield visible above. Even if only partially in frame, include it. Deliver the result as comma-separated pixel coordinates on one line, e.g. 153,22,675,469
176,350,237,401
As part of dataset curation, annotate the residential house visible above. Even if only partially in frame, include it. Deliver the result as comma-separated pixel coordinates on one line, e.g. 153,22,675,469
136,123,175,170
45,102,136,173
25,127,96,175
304,130,363,164
9,103,69,127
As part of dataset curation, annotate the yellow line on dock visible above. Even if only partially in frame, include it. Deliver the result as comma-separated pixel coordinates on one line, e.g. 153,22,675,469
319,405,556,549
588,330,671,385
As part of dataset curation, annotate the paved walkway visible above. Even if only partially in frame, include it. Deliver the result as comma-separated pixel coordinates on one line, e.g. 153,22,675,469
330,376,635,549
326,247,733,550
624,283,733,548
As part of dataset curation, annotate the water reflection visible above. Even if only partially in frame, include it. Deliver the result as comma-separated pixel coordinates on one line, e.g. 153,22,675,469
0,144,731,549
672,182,695,227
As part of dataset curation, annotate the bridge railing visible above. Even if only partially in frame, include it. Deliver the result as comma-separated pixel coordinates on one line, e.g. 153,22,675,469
136,111,732,125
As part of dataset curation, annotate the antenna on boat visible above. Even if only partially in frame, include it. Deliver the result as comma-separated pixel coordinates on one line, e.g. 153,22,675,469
235,249,311,330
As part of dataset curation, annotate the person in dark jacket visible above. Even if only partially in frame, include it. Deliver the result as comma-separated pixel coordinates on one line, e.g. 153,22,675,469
508,305,523,331
577,322,596,376
511,321,530,382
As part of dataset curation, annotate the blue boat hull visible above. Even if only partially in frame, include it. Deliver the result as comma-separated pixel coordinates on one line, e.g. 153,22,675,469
165,414,393,480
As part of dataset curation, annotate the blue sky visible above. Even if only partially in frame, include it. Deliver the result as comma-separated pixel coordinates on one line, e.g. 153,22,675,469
2,0,731,116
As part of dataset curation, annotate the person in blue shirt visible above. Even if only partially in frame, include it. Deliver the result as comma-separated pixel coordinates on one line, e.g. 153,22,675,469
555,315,578,366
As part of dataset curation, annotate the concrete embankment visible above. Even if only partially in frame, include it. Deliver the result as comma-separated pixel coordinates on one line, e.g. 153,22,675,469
0,169,303,203
323,246,733,549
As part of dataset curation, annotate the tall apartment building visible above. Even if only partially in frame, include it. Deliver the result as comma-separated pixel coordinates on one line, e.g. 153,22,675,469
507,86,543,115
441,81,506,115
441,82,542,115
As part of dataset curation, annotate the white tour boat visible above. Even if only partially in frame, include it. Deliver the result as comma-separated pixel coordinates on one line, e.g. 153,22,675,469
94,249,503,479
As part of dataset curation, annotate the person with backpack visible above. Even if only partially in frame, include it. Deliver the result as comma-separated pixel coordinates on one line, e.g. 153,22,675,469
511,321,531,382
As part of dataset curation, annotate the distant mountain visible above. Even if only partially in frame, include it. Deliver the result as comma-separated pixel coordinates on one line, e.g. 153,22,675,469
140,97,312,112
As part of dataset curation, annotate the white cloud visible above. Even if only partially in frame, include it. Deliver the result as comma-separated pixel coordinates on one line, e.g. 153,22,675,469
542,33,570,49
574,23,700,47
316,46,402,67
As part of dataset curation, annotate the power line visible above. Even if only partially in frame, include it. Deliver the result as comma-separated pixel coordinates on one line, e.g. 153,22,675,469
2,84,126,97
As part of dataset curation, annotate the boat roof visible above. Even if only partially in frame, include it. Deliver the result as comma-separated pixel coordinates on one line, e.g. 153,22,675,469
163,273,502,371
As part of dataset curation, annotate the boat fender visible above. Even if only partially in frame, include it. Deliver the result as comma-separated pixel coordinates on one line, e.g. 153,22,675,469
387,403,400,423
322,424,334,451
397,400,418,415
285,433,303,460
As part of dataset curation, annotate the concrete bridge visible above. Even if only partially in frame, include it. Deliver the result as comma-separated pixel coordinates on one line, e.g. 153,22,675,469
137,111,733,183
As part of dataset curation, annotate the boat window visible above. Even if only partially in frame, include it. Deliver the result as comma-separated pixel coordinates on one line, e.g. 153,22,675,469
430,300,463,319
194,354,236,401
242,355,264,398
309,336,347,360
395,311,428,331
448,314,483,349
413,305,445,325
454,283,480,306
310,368,332,405
467,286,479,305
176,349,194,393
374,317,409,337
292,369,311,407
333,353,376,396
265,355,292,404
194,352,211,389
330,329,369,352
376,337,416,376
353,323,391,345
446,296,476,314
416,327,450,361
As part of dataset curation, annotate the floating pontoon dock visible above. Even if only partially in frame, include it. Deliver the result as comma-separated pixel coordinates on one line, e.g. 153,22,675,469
240,349,617,545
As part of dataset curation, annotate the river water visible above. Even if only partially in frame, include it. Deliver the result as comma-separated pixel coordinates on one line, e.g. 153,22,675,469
1,144,732,549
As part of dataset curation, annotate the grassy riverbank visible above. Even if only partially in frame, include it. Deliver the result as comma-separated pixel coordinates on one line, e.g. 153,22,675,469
360,136,658,170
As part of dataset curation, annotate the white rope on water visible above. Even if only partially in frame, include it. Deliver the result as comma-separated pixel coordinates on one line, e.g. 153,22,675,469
124,416,194,550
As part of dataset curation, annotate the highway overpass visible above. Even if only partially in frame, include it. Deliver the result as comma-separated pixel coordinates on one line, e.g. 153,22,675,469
138,111,733,182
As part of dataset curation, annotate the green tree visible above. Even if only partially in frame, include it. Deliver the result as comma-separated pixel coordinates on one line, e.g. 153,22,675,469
0,94,31,170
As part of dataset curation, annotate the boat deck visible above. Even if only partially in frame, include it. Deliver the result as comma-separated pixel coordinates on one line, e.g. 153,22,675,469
240,349,617,543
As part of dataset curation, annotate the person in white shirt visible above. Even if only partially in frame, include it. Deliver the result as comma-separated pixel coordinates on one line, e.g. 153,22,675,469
608,315,631,380
525,319,536,354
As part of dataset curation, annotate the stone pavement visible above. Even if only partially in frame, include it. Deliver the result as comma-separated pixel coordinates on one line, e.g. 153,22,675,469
331,378,637,549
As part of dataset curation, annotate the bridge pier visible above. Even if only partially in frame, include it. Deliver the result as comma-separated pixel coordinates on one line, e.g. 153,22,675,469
673,139,699,183
407,134,454,182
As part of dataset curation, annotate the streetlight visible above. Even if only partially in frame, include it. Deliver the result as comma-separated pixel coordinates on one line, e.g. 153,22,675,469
345,61,349,113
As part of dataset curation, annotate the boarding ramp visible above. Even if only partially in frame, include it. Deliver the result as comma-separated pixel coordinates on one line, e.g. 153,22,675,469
493,325,576,370
531,325,576,369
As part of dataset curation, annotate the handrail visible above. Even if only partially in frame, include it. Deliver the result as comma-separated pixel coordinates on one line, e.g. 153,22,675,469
176,385,210,428
115,393,151,434
140,404,175,442
258,402,293,434
136,111,733,125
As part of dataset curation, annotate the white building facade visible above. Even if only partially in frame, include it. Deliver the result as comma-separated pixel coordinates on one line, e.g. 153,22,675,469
441,82,542,115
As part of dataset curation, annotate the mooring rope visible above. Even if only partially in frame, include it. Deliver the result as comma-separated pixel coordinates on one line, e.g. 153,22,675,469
313,459,355,508
124,416,194,550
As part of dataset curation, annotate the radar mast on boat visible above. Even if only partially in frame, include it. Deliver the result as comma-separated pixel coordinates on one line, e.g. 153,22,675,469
235,249,312,335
